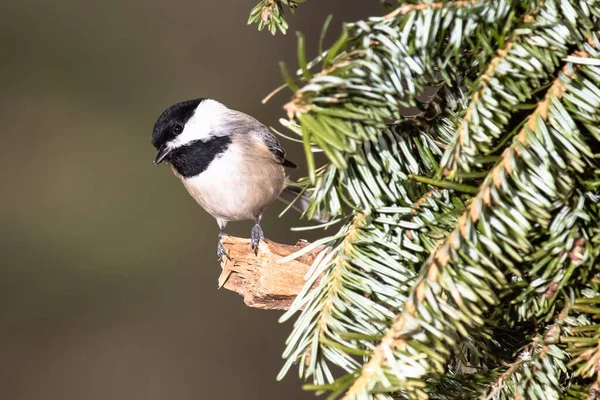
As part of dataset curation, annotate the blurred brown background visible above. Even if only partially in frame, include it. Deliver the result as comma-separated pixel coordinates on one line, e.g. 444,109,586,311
0,1,382,399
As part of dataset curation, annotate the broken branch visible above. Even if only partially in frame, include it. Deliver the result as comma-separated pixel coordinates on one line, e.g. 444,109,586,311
218,236,322,310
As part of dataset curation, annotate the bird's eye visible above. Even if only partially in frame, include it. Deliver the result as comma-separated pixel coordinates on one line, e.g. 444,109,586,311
172,123,184,135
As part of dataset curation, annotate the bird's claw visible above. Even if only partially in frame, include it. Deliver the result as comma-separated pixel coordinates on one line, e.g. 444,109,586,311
218,240,231,261
251,224,265,256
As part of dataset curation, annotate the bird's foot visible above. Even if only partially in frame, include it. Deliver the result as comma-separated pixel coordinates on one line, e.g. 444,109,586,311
217,240,231,261
251,224,265,256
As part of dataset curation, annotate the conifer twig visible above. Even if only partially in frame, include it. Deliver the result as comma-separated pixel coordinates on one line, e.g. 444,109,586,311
344,55,586,399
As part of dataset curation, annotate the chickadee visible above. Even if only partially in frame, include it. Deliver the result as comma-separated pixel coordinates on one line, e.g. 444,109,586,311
151,98,315,259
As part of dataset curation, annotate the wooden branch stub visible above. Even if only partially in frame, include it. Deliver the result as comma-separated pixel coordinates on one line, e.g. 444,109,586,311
218,236,321,310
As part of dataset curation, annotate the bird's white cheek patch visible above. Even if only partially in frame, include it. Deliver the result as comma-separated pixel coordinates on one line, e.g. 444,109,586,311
169,99,228,149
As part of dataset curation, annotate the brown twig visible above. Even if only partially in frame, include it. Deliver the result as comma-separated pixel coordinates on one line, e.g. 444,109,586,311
218,236,323,310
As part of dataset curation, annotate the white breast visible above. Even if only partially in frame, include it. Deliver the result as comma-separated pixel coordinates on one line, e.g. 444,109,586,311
176,143,285,223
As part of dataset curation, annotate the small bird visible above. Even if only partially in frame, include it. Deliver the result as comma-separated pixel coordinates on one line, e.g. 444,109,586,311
151,98,315,259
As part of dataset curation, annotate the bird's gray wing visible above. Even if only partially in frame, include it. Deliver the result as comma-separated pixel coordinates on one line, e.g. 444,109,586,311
230,109,297,168
259,129,297,168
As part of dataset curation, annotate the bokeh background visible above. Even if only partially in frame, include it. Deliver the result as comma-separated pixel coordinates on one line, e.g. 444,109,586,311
0,1,383,399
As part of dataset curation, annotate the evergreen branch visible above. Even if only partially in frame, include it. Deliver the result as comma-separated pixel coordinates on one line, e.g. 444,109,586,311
495,193,598,324
280,77,472,387
447,194,599,380
342,51,600,399
440,0,597,177
481,307,570,399
411,189,443,214
280,91,469,383
564,283,600,379
426,368,500,399
248,0,303,35
288,83,467,219
282,0,523,172
430,271,600,399
565,382,600,399
255,2,600,398
279,188,464,384
448,191,600,381
383,1,485,20
558,275,600,395
279,213,413,383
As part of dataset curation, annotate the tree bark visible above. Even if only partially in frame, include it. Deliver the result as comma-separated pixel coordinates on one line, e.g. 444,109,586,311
218,236,322,310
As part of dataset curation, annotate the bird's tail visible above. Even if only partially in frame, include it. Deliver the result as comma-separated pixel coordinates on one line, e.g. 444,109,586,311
278,186,330,223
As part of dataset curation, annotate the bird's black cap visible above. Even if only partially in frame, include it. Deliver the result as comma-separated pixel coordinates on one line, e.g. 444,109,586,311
151,98,205,150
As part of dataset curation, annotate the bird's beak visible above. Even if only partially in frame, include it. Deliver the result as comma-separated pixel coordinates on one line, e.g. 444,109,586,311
154,144,171,165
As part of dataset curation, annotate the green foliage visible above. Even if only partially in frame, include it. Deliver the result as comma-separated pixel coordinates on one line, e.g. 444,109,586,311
248,0,600,398
248,0,305,35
